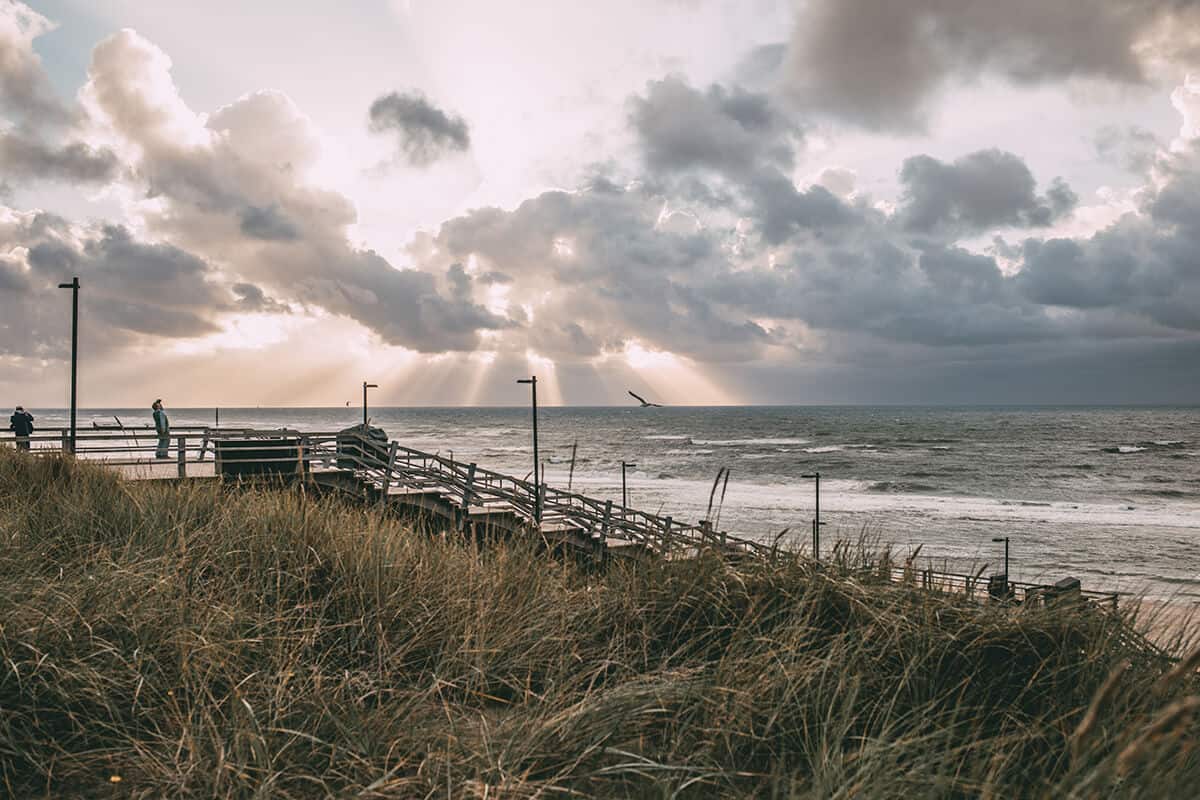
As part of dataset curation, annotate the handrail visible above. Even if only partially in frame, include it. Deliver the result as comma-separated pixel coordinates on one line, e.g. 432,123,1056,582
3,427,763,557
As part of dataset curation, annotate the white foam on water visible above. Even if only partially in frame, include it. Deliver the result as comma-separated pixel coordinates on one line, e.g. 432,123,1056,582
693,437,811,446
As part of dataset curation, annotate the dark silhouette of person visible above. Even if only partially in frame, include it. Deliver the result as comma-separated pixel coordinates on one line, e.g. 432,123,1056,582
9,406,34,451
152,399,170,459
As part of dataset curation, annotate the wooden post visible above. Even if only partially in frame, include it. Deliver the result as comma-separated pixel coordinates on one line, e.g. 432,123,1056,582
460,462,477,532
60,430,69,454
176,435,186,478
663,516,673,557
379,441,399,505
602,499,613,541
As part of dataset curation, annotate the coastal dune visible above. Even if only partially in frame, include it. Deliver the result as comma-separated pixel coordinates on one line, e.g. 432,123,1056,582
1,449,1197,796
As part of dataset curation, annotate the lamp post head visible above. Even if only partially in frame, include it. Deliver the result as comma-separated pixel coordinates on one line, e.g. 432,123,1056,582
364,382,378,388
992,537,1007,543
801,473,819,479
517,377,536,385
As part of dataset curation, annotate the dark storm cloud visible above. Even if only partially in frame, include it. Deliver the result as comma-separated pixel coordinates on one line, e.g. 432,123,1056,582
630,76,799,176
782,0,1200,129
368,91,471,167
0,217,237,358
1016,156,1200,332
0,131,120,183
238,204,300,241
629,77,860,245
896,150,1077,235
24,224,227,337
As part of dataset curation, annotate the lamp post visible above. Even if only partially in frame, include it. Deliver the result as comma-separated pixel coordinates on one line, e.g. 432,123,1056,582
362,382,378,426
517,376,540,521
621,460,637,515
802,471,823,561
992,536,1010,579
58,277,79,454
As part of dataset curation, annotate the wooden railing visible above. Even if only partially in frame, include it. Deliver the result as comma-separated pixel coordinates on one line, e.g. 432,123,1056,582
864,563,1121,610
1,426,769,559
0,426,1124,610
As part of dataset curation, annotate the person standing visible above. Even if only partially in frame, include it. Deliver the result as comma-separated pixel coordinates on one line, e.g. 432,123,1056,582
9,406,34,451
152,399,170,459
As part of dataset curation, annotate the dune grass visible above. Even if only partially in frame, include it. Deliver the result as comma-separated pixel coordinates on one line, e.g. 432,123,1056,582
0,449,1197,798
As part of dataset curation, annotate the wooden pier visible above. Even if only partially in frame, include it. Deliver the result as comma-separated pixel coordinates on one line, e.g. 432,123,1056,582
2,425,1123,608
4,426,767,563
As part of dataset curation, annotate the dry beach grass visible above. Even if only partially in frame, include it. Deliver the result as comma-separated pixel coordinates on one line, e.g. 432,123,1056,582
0,449,1198,797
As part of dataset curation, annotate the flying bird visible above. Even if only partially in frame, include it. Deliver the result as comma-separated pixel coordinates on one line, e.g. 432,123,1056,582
628,390,663,408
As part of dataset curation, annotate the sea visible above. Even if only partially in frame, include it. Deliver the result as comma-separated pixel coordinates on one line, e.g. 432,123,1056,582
21,405,1200,600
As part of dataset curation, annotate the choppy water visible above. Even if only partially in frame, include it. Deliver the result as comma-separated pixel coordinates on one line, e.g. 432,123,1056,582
22,405,1200,599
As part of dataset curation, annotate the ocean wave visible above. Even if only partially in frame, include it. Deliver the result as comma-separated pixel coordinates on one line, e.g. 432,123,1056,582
867,481,942,493
1130,489,1194,499
644,435,691,440
1101,445,1147,454
803,445,844,453
693,437,811,446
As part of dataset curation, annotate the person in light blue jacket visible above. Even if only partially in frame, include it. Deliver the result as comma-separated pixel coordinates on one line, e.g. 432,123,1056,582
152,399,170,459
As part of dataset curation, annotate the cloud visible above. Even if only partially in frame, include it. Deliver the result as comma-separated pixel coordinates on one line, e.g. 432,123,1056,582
896,149,1077,236
231,282,290,313
0,212,238,358
0,130,120,183
1094,125,1162,173
630,76,798,177
238,204,299,241
0,1,69,125
368,91,471,167
77,31,505,352
781,0,1200,130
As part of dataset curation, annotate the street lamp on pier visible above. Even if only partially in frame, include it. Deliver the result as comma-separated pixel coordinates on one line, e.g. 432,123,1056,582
58,277,80,454
517,376,540,522
362,382,378,426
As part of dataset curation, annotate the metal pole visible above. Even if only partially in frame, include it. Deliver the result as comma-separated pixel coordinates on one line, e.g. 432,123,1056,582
517,377,539,521
621,460,637,515
803,471,821,561
567,440,577,491
58,277,79,454
362,382,378,426
815,472,820,561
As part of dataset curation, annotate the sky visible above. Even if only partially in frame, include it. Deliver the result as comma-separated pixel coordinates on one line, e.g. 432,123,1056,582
1,0,1199,406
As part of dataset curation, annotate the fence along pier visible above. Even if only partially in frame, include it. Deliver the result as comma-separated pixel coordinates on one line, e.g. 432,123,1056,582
4,426,764,562
1,425,1123,610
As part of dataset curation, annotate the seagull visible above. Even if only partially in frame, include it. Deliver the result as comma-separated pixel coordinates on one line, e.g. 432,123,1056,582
628,390,663,408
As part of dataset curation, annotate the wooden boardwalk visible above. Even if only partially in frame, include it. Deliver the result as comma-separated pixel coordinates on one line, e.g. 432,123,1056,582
3,426,1124,610
8,426,766,562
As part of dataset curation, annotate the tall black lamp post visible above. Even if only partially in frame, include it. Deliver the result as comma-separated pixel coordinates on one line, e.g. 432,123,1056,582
58,277,80,454
517,376,540,521
362,382,378,426
802,471,823,561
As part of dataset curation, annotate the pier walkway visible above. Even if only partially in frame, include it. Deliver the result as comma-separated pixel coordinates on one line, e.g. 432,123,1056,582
3,425,1125,611
5,426,768,562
